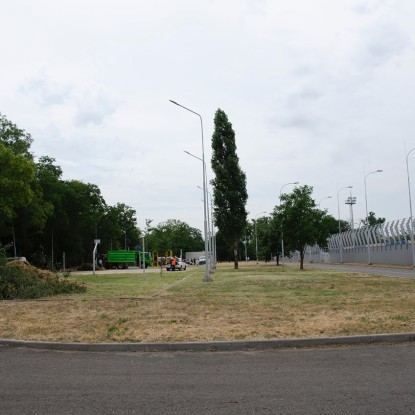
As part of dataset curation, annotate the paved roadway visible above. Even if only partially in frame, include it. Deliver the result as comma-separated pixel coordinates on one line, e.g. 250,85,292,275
1,343,415,414
305,262,415,279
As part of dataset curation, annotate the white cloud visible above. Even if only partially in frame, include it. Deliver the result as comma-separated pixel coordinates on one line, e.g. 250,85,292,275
74,84,119,127
19,71,71,107
354,22,411,68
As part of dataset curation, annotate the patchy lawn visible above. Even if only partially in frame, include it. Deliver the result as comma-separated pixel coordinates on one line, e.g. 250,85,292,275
1,263,415,343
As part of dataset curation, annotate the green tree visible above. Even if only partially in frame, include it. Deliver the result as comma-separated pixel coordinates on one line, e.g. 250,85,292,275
0,113,33,160
361,211,386,227
56,180,106,266
98,203,140,253
253,215,280,263
0,114,147,268
211,109,248,269
0,143,35,227
274,185,331,270
322,214,350,235
28,157,66,267
146,219,203,257
0,114,39,258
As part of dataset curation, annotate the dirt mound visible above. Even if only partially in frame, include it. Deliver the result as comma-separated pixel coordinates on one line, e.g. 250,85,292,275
5,260,56,280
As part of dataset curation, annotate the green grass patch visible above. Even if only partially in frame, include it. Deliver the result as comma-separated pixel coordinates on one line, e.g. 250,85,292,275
65,269,194,299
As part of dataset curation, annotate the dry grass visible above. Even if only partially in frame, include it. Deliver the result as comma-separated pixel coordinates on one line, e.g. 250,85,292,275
5,260,56,280
1,262,415,343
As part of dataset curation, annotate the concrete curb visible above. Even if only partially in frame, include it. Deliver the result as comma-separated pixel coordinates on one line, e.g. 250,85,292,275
2,333,415,353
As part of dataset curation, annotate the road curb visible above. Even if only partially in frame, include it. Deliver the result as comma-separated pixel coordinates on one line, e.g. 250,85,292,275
2,333,415,353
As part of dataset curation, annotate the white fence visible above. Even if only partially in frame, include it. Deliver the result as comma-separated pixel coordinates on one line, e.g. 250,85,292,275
307,218,415,266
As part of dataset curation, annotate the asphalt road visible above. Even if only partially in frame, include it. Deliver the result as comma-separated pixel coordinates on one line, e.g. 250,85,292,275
305,262,415,278
1,343,415,414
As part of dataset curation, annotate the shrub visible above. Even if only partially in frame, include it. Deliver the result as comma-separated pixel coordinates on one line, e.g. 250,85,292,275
0,262,86,300
0,243,9,267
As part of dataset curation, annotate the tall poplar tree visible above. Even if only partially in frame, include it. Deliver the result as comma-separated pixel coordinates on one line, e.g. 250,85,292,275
211,109,248,269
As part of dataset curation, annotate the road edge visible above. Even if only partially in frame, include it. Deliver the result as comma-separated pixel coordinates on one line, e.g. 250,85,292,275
1,333,415,353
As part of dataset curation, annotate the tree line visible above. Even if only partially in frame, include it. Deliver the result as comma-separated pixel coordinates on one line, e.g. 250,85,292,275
0,113,203,269
1,110,385,271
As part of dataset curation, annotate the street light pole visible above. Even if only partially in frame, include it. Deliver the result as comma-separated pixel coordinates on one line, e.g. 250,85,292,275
337,186,353,263
171,100,212,282
139,233,146,278
364,170,383,265
197,184,216,270
255,211,267,264
279,182,299,266
406,147,415,267
188,155,212,272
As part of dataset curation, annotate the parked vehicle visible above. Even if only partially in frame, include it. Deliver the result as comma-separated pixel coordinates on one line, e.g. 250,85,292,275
103,250,152,269
198,256,206,265
137,251,153,268
166,257,187,271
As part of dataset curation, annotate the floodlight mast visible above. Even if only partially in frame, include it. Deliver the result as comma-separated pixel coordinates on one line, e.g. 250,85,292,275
337,186,353,263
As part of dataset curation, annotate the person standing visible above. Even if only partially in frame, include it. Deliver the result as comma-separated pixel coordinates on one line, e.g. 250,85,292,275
170,256,176,271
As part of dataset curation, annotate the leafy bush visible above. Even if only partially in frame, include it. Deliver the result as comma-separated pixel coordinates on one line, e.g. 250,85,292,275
30,248,50,269
0,263,86,300
0,243,9,267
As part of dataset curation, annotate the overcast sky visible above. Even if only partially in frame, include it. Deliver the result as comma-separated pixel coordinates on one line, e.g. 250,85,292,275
1,0,415,233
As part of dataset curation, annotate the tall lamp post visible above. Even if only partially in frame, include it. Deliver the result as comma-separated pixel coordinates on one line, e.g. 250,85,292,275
255,211,267,264
197,184,216,270
406,148,415,267
170,100,212,282
139,233,146,277
279,181,299,266
186,152,212,269
337,186,352,263
186,152,214,273
364,170,383,265
184,150,214,273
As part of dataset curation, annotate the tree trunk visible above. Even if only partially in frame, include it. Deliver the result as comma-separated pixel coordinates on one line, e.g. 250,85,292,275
233,240,239,269
300,248,305,270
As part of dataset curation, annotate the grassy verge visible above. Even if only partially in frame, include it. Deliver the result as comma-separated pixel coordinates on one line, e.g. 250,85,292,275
60,269,189,299
1,263,415,343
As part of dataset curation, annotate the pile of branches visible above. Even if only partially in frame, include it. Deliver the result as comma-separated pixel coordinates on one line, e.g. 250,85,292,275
0,259,86,300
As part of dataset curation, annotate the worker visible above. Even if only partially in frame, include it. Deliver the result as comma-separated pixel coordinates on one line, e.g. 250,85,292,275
170,256,176,271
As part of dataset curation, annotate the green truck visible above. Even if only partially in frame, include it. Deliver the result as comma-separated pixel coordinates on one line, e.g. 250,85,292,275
104,250,152,269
